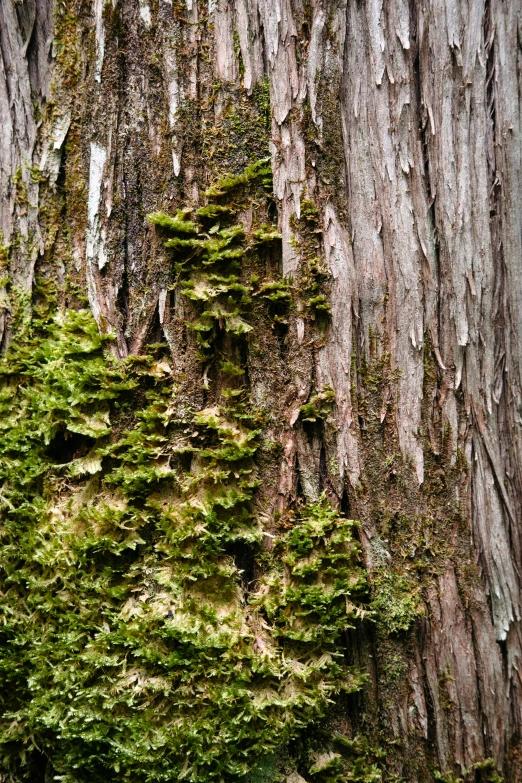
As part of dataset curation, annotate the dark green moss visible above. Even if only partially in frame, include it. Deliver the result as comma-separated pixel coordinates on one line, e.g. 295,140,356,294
290,196,332,321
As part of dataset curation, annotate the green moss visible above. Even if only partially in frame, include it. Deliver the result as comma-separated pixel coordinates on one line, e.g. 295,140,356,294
53,5,81,89
434,758,503,783
299,386,335,423
0,233,10,295
147,210,198,234
331,736,383,783
293,729,384,783
0,232,10,265
196,204,234,219
370,569,422,634
290,195,332,319
204,157,271,199
253,226,282,243
253,495,369,645
254,77,271,121
233,27,245,80
309,747,381,783
13,164,29,209
220,360,245,376
0,307,366,782
147,163,285,361
0,163,369,783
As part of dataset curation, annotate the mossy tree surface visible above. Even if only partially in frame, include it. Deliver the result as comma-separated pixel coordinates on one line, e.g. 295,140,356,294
0,166,376,783
0,1,521,782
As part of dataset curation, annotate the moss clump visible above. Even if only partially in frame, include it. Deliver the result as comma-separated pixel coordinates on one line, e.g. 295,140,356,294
204,157,271,198
0,308,366,783
299,386,335,423
0,162,368,783
252,279,292,326
146,158,287,362
253,226,282,244
291,197,331,319
288,726,384,783
434,758,503,783
308,742,382,783
196,204,234,219
253,496,368,645
148,210,198,234
370,569,422,634
328,735,384,782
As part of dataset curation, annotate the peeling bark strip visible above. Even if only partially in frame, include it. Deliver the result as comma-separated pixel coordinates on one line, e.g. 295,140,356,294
0,0,521,780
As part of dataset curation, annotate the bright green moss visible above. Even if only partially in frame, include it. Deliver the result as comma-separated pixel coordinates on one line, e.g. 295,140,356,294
253,226,282,243
147,164,284,362
148,210,198,234
196,204,234,219
253,497,368,645
263,287,291,303
0,162,368,783
220,360,245,376
204,157,271,198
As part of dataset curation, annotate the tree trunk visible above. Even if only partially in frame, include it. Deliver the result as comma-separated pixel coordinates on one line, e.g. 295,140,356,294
1,0,521,781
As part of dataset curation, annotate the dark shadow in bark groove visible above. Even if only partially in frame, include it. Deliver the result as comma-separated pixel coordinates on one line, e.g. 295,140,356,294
223,539,257,591
46,428,96,464
116,257,130,333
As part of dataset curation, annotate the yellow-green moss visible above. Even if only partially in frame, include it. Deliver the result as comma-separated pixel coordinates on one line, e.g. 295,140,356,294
0,162,370,783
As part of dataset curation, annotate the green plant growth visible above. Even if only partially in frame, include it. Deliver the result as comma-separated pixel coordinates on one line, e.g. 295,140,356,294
300,386,335,423
253,496,368,646
327,735,384,782
434,758,503,783
147,210,198,234
147,158,289,364
291,197,331,318
308,742,382,783
370,569,422,634
289,728,384,783
0,162,368,783
204,157,271,198
0,232,10,294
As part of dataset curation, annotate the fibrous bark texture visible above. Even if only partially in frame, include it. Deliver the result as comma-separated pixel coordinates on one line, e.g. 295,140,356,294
0,0,521,780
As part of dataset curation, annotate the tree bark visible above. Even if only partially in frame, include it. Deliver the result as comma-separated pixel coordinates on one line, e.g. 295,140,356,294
1,0,521,780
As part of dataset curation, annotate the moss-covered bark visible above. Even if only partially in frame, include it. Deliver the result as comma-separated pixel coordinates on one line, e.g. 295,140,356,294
0,0,521,781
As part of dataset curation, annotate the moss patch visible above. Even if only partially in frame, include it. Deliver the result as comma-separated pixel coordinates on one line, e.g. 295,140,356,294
0,163,369,783
370,569,422,635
